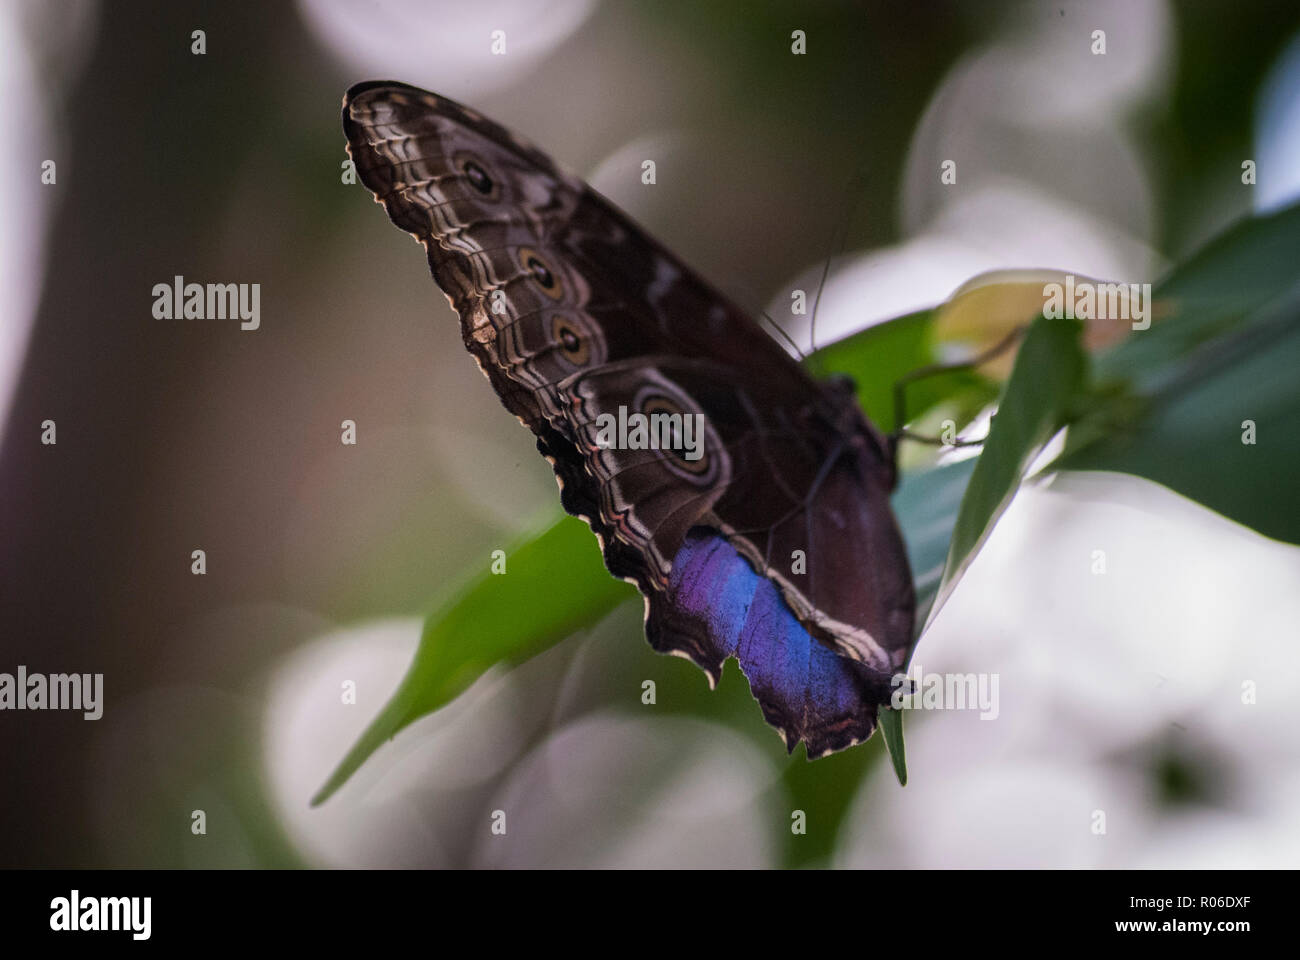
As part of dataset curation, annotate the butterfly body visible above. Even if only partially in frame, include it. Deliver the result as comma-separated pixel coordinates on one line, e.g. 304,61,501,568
343,81,915,757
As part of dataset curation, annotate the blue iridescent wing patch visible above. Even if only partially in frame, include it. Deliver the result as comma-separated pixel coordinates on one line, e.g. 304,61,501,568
648,530,897,757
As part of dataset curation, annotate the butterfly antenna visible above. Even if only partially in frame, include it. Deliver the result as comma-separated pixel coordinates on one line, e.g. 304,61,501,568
808,168,869,365
760,310,807,362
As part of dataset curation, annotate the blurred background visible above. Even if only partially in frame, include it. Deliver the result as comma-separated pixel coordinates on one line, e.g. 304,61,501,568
2,0,1299,868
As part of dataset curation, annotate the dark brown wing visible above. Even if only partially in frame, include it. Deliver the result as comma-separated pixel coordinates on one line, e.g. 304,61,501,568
342,81,915,752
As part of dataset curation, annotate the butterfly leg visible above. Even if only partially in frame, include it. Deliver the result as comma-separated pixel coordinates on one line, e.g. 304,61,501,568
891,325,1027,447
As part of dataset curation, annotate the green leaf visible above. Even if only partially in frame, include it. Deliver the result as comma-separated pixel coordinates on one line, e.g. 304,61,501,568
878,708,907,786
922,313,1087,633
811,309,931,430
311,515,631,806
894,457,977,631
1092,202,1300,389
1060,298,1300,542
813,307,997,434
1053,203,1300,543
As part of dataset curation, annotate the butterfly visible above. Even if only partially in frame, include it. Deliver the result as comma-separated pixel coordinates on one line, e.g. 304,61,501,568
342,81,915,758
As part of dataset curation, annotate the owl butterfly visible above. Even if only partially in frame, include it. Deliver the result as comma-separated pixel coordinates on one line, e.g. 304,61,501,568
343,81,915,757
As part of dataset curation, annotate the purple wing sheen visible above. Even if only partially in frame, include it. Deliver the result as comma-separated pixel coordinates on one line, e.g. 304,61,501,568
648,529,893,757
